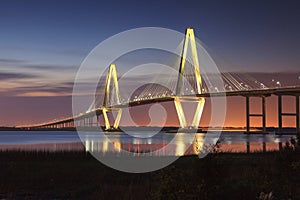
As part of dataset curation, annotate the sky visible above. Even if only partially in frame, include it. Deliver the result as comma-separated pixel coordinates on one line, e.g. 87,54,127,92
0,0,300,126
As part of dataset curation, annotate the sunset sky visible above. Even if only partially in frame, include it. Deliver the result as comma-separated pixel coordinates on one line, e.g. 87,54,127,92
0,0,300,127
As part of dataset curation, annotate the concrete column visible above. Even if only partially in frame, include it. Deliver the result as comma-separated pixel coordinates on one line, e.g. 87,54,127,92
96,115,99,127
278,95,282,134
90,117,93,127
262,96,266,133
246,96,250,133
296,95,299,135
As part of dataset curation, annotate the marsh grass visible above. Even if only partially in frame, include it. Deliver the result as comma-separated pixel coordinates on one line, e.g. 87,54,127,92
0,146,299,199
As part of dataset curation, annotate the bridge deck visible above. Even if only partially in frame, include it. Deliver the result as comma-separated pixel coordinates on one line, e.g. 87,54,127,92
19,86,300,129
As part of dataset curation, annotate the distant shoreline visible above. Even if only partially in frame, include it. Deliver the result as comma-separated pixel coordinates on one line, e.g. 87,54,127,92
0,126,298,135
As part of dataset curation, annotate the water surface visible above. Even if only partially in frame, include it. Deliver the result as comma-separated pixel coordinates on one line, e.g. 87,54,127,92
0,131,295,155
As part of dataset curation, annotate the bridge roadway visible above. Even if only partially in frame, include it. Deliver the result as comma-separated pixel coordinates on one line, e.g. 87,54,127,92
20,86,300,133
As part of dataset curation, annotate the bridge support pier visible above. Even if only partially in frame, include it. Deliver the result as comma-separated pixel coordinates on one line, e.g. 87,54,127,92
88,117,92,127
102,108,122,130
246,96,250,133
277,95,300,135
101,64,122,131
245,96,267,134
296,95,299,135
96,115,100,127
278,95,282,134
174,97,205,129
82,118,86,127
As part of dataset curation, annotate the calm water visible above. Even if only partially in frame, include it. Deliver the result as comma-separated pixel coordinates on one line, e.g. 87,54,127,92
0,131,295,155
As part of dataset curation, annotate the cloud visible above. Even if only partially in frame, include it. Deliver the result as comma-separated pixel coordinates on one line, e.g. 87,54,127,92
22,64,78,71
12,82,74,97
0,57,78,71
0,72,38,80
0,58,25,64
16,91,70,97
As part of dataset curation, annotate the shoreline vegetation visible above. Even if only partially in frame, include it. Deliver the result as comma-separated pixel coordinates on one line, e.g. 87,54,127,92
0,139,299,200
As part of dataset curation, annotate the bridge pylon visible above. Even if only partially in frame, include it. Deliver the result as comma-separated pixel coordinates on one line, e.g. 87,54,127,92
174,28,205,129
102,64,122,130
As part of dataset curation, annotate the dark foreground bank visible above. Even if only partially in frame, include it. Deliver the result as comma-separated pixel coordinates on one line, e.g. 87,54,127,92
0,148,299,200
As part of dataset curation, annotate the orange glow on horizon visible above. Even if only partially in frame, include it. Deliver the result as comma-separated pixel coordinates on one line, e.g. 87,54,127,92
1,94,298,128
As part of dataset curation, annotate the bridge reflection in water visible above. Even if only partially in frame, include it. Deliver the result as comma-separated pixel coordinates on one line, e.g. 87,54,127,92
0,133,293,155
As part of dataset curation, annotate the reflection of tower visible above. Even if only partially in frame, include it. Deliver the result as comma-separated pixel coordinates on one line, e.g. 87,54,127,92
174,28,205,129
102,64,122,130
193,134,204,154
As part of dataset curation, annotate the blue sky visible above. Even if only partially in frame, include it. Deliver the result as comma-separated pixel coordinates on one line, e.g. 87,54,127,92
1,0,300,71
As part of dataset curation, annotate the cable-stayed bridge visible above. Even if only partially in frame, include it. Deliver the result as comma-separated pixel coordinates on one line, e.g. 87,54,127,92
19,28,300,135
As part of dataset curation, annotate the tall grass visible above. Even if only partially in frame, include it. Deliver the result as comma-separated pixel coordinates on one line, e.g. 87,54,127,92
0,145,299,199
